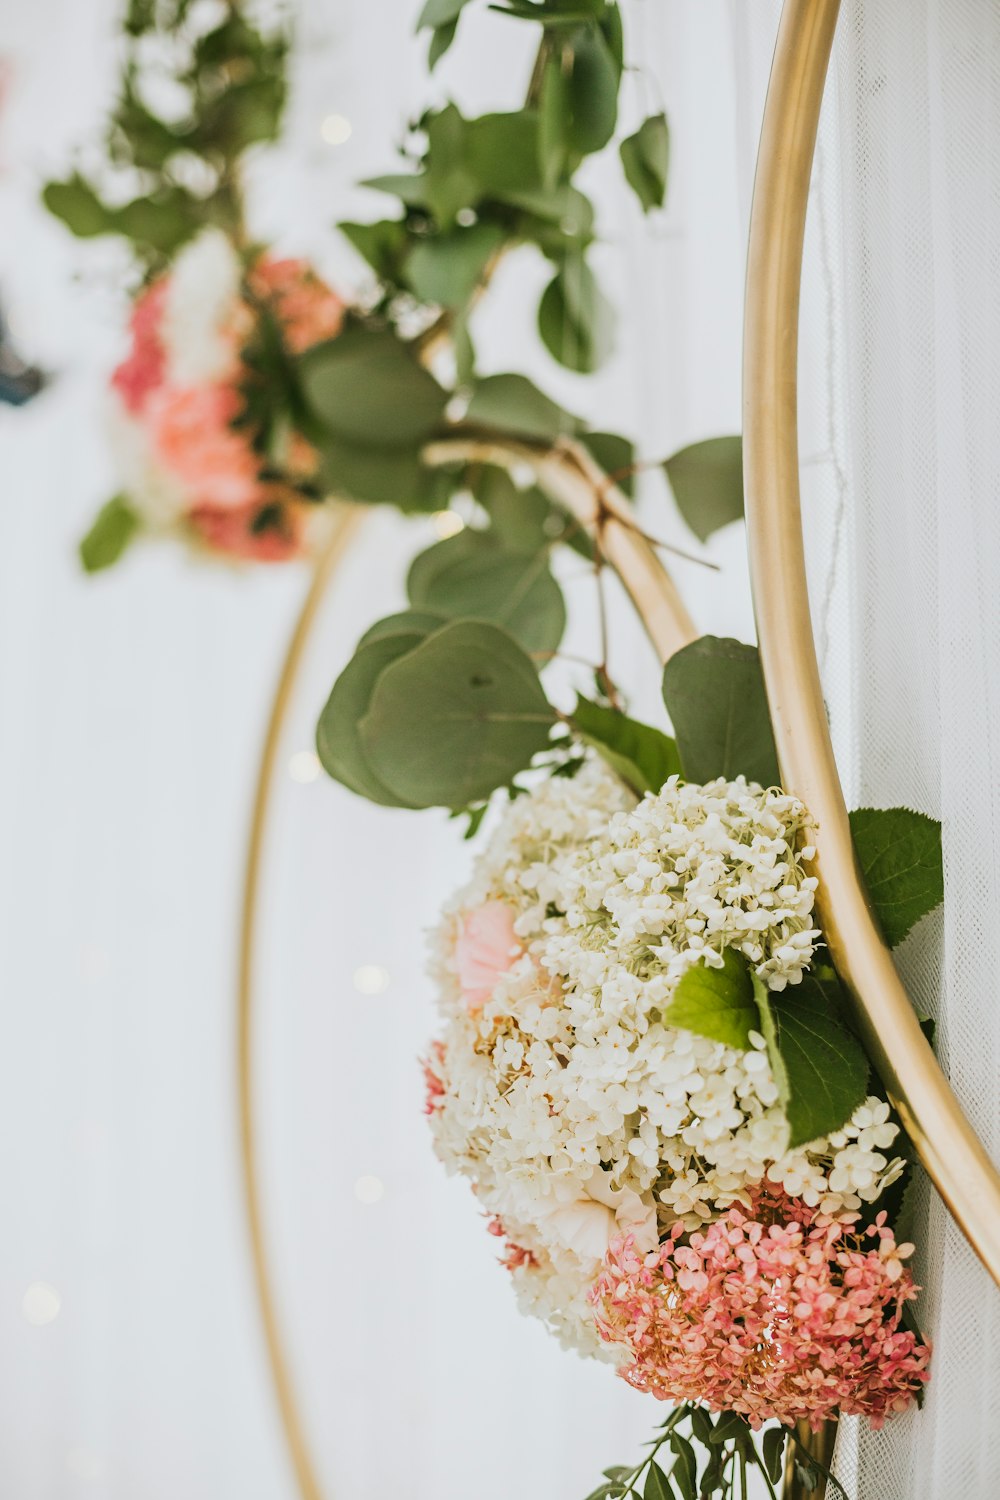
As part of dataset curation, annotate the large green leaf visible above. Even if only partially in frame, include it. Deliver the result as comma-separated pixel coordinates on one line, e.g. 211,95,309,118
42,175,116,238
79,496,140,573
317,439,443,511
407,531,566,654
358,610,447,647
406,221,506,307
566,22,619,154
359,620,557,807
570,695,680,795
300,326,448,449
620,113,670,213
538,257,614,373
849,807,944,947
316,628,432,807
581,430,635,496
664,436,744,543
339,219,410,283
464,373,581,441
643,1461,673,1500
465,110,545,200
662,636,780,788
661,948,757,1050
753,969,869,1149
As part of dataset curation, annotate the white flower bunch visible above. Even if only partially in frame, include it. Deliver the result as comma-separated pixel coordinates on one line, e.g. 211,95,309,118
426,759,906,1355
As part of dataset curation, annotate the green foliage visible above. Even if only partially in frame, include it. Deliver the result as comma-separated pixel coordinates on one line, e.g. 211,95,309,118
663,436,744,543
538,257,614,372
753,968,869,1149
662,636,780,788
42,1,289,269
358,620,557,807
79,496,140,572
849,807,944,947
406,529,566,654
464,372,582,440
570,696,680,795
620,113,670,212
661,948,758,1050
300,325,449,448
406,221,507,307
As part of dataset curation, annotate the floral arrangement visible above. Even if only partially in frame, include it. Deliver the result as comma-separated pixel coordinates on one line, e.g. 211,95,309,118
95,227,345,564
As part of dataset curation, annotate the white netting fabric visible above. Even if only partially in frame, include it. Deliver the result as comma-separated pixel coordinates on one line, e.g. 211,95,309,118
793,1,1000,1493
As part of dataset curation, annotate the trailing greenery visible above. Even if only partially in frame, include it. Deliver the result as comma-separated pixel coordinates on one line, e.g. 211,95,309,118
42,0,288,271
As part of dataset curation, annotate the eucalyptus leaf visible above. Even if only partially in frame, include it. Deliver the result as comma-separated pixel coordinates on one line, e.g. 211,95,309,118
620,113,670,212
664,436,744,543
361,172,432,209
340,219,410,283
662,636,780,788
570,696,680,795
407,531,566,654
301,326,448,448
79,496,140,573
753,970,869,1149
316,632,429,807
538,257,614,373
318,439,440,510
359,620,557,807
465,372,582,441
539,52,569,190
661,948,757,1051
849,807,944,947
417,0,473,26
581,430,635,496
406,221,506,307
358,611,447,647
566,21,619,154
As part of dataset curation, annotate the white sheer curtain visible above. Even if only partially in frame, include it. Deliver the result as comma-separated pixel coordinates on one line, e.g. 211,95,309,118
0,3,758,1497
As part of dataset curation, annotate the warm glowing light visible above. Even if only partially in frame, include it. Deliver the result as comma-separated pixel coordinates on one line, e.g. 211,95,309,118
354,1174,385,1204
289,750,321,784
22,1282,61,1326
320,113,352,146
433,510,464,539
353,964,390,996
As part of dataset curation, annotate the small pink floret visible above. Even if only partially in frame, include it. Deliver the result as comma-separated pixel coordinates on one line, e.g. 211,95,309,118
455,901,523,1011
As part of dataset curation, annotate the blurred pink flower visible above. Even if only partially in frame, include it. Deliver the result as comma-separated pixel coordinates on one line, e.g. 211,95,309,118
150,382,260,509
251,256,346,353
111,281,168,413
189,498,306,562
592,1189,930,1431
455,901,523,1011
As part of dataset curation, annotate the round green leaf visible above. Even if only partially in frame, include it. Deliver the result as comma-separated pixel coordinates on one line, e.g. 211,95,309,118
539,259,614,373
464,372,582,441
300,326,448,449
358,611,446,647
407,531,566,654
316,631,430,807
663,435,744,543
359,620,557,807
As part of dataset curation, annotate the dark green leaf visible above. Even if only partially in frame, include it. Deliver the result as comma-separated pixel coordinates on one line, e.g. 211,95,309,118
662,636,780,788
429,19,459,67
848,807,944,947
662,948,757,1050
79,496,140,573
465,109,545,201
603,1469,631,1483
620,112,670,212
340,220,410,283
359,620,557,807
422,105,482,225
407,530,566,654
464,372,581,441
539,52,570,190
709,1411,751,1446
581,430,635,496
761,1428,787,1484
644,1461,674,1500
318,439,440,510
538,257,614,372
664,436,744,543
361,172,432,209
570,696,680,795
316,631,429,807
566,22,619,154
753,970,869,1148
668,1434,697,1500
689,1407,714,1447
301,326,448,448
115,190,200,254
358,611,447,648
417,0,473,26
406,221,506,307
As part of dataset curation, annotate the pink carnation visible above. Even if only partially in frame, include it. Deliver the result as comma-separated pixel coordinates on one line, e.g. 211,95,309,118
591,1189,930,1431
189,499,307,563
454,901,523,1011
111,280,168,413
149,383,261,509
250,256,346,353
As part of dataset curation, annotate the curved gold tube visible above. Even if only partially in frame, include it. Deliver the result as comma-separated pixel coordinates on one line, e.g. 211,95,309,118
744,0,1000,1284
237,505,365,1500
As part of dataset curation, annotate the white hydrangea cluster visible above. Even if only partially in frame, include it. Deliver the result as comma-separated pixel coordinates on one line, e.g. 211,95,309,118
426,759,906,1355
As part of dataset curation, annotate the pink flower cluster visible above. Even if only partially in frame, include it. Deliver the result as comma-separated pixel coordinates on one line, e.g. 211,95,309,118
110,252,345,561
591,1189,930,1430
487,1216,538,1272
422,1040,447,1117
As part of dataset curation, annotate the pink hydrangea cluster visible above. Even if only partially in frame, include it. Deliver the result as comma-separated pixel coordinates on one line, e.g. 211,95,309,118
110,245,345,561
591,1188,930,1430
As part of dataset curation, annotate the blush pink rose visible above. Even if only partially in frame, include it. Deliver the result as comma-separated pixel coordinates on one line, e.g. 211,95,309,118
189,499,307,562
454,901,523,1011
251,256,346,352
111,280,168,413
149,382,261,509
